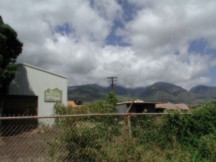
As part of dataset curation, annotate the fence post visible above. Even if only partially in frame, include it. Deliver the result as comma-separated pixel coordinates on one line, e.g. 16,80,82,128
127,115,132,137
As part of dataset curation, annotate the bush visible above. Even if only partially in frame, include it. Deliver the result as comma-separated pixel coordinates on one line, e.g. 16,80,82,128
191,102,216,136
198,132,216,161
131,115,163,145
59,116,124,161
53,102,69,115
62,122,103,162
101,126,143,162
54,92,117,115
161,102,216,160
52,101,216,161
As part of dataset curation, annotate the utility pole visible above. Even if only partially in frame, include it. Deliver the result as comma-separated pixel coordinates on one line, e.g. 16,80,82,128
107,76,117,92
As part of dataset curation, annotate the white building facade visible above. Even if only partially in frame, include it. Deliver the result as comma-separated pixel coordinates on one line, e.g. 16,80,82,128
6,63,67,116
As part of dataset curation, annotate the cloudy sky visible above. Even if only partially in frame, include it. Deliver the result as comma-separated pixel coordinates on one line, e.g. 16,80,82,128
1,0,216,89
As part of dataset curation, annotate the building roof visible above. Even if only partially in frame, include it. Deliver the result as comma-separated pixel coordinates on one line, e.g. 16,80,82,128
156,102,189,110
117,100,158,105
156,102,176,110
67,101,78,107
18,63,68,79
175,103,189,110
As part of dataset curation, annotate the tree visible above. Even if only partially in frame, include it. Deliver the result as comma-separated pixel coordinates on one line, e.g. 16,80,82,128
105,92,118,112
0,16,23,112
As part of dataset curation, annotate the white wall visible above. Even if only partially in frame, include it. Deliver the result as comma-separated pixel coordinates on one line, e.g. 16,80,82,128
9,64,67,116
116,104,128,113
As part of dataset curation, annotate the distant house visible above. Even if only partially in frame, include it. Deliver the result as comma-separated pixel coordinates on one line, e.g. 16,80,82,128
116,100,164,113
155,102,176,111
175,103,190,111
68,100,83,107
67,101,78,108
156,102,189,112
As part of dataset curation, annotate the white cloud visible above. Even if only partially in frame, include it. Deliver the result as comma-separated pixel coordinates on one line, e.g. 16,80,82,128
0,0,216,89
120,0,216,54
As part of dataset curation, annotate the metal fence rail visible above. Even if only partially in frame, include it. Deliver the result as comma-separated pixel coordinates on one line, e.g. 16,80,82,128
0,113,212,162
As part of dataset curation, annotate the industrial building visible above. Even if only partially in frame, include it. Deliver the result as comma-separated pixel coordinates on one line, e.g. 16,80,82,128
3,63,68,117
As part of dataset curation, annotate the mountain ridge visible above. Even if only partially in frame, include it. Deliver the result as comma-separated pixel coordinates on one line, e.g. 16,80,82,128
68,82,216,105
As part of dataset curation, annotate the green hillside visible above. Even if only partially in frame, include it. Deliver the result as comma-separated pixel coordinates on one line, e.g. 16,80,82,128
68,82,216,104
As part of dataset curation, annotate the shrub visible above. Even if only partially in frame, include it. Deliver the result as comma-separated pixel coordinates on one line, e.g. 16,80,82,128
197,132,216,161
161,102,216,160
53,92,117,115
131,115,163,145
62,122,103,162
53,102,68,115
191,102,216,136
100,126,143,162
52,101,216,161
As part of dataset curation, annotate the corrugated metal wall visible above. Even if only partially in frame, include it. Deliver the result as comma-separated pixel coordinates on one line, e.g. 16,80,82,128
9,64,67,116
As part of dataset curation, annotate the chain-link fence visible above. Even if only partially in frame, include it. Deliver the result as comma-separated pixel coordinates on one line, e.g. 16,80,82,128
0,111,215,162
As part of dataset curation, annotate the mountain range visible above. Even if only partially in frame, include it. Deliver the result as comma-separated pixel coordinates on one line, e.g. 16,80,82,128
68,82,216,105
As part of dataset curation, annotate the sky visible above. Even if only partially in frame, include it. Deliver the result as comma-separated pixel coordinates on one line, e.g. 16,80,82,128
1,0,216,89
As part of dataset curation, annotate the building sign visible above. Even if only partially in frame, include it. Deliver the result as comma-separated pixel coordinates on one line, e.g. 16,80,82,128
44,88,62,102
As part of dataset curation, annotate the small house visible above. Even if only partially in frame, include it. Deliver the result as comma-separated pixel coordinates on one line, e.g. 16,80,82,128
116,100,164,113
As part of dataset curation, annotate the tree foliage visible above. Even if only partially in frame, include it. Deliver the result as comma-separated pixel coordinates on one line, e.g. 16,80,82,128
0,16,23,98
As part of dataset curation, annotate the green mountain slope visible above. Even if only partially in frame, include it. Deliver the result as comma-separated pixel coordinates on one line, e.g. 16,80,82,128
68,82,216,104
68,84,107,102
190,85,216,99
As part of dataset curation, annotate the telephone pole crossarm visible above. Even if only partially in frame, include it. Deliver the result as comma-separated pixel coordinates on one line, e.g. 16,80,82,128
107,76,117,92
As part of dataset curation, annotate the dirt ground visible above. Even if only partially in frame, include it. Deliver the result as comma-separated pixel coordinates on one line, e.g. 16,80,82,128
0,127,64,162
